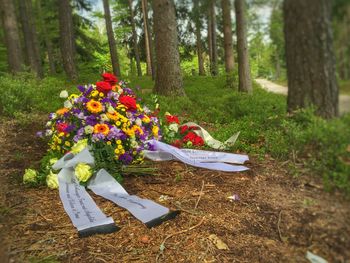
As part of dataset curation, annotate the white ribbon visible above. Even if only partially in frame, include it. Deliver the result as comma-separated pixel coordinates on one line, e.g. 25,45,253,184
181,122,240,150
144,140,249,172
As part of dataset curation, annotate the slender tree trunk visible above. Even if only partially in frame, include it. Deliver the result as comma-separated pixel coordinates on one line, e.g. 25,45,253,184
19,0,43,78
208,13,213,72
152,0,185,96
235,0,252,93
209,0,218,76
0,0,23,73
128,0,142,76
58,0,78,80
221,0,235,87
37,0,56,75
284,0,338,118
141,0,155,79
193,0,205,76
102,0,121,76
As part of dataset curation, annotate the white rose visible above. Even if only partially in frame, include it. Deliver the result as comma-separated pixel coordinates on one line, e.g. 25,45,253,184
84,125,94,134
169,123,179,133
135,118,142,126
59,90,68,98
100,114,109,122
45,129,53,136
46,121,52,127
64,100,72,109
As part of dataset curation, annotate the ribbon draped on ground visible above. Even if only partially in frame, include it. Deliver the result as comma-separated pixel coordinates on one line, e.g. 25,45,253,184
53,148,178,237
144,140,249,172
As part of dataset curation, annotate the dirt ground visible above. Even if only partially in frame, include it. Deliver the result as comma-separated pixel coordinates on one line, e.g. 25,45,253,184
0,118,349,263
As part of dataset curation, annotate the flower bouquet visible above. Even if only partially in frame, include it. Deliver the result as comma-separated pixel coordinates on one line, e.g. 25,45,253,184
24,73,161,188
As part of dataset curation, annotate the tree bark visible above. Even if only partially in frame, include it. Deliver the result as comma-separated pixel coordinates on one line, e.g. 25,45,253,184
209,0,218,76
128,0,142,76
221,0,235,87
141,0,155,79
235,0,252,93
193,0,205,76
58,0,78,80
37,0,56,75
19,0,43,78
102,0,121,77
0,0,23,73
284,0,338,118
152,0,185,96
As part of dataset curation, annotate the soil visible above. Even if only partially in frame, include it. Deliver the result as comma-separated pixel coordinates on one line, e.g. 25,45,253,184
0,117,349,263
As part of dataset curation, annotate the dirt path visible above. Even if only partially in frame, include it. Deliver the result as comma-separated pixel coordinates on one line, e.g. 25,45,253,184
255,78,350,115
0,118,350,263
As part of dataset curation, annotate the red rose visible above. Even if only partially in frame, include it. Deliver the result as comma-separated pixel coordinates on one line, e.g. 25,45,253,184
171,139,183,148
119,95,137,111
96,81,112,94
102,73,118,86
193,136,204,146
57,122,69,133
166,115,179,124
180,125,189,134
183,132,197,143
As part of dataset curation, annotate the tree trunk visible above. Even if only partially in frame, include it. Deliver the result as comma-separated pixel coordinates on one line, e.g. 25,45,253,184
58,0,78,80
0,0,23,73
152,0,185,96
37,0,56,75
193,0,205,76
209,0,218,76
235,0,252,93
141,0,155,79
284,0,338,118
128,0,142,77
221,0,235,87
208,12,213,72
102,0,121,77
19,0,43,78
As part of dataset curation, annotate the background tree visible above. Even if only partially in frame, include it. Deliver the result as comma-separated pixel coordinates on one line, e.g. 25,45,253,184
141,0,155,79
128,0,142,76
284,0,339,118
193,0,205,76
19,0,43,78
221,0,235,87
0,0,23,73
208,0,218,76
103,0,121,76
58,0,78,80
235,0,252,93
152,0,185,96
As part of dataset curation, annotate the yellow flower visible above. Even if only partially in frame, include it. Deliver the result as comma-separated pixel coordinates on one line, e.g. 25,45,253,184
99,92,104,97
114,149,120,154
49,158,58,166
116,121,121,126
65,141,71,147
107,141,111,145
46,170,59,189
23,169,38,184
116,140,121,144
152,126,159,138
69,93,79,100
107,111,119,121
117,144,123,150
86,99,103,113
91,90,99,97
142,115,150,124
71,139,88,154
56,107,69,115
94,123,110,135
75,163,92,182
132,125,143,135
123,128,135,137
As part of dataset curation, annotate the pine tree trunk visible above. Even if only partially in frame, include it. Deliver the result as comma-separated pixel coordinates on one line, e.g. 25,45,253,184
193,0,205,76
209,0,218,76
208,13,213,72
152,0,185,96
0,0,23,73
141,0,155,79
103,0,121,77
58,0,78,80
235,0,252,93
19,0,43,78
221,0,235,87
284,0,338,118
128,0,142,76
37,0,56,75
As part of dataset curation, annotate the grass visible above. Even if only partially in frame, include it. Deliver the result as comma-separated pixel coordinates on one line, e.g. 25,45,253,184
1,73,349,194
339,79,350,95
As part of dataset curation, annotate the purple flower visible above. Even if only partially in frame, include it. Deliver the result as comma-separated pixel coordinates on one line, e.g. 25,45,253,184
65,125,76,133
36,131,43,138
77,85,86,93
119,152,133,164
86,115,97,126
107,127,123,140
92,133,105,142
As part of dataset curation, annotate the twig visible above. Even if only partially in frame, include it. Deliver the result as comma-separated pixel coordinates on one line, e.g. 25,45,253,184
194,180,205,210
277,210,284,242
156,217,205,262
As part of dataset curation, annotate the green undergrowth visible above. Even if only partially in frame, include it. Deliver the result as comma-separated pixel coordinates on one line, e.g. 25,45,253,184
1,74,349,194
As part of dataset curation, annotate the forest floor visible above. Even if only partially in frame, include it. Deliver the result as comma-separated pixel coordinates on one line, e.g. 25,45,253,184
1,117,350,263
255,78,350,115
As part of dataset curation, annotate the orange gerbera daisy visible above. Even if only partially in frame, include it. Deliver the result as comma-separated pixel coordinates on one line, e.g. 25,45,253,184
56,107,69,115
106,111,119,121
94,123,110,135
86,100,103,113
